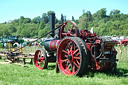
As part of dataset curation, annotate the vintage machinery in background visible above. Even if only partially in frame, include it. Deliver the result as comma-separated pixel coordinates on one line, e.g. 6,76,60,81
120,39,128,46
0,36,24,48
34,13,118,76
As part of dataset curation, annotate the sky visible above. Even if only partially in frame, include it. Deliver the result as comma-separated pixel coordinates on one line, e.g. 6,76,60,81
0,0,128,23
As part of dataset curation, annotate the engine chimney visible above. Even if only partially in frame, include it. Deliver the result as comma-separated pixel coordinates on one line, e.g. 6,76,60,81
50,13,55,37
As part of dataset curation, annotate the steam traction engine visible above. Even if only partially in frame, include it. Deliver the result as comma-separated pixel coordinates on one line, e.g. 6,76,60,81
34,13,118,76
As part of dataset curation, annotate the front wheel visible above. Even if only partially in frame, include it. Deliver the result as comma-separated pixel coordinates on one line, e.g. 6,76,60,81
34,48,48,70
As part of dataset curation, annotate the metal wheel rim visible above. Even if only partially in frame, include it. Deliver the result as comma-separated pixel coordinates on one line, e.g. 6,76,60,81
60,21,79,39
34,50,46,70
57,38,82,75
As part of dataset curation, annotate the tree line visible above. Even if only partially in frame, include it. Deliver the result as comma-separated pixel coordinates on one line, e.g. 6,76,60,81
0,8,128,38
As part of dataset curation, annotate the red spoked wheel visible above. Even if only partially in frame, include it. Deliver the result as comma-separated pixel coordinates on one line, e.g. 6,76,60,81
57,37,88,76
34,48,48,70
60,21,79,39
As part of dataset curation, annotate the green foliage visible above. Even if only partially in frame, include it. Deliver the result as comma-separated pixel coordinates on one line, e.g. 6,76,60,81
32,16,41,24
0,11,58,38
38,23,50,37
0,9,128,38
0,23,17,36
23,18,31,24
39,20,45,29
79,8,128,36
97,8,107,19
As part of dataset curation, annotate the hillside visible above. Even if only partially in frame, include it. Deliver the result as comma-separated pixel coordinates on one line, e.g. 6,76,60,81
0,8,128,38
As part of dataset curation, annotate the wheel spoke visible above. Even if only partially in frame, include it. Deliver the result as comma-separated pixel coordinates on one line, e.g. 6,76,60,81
62,33,67,36
66,24,69,32
70,43,73,50
76,59,80,65
76,52,80,57
72,63,75,72
70,24,74,32
68,41,74,50
74,56,80,60
62,50,68,54
61,59,68,63
70,33,76,37
73,61,79,68
70,25,76,37
41,59,45,65
39,63,42,67
65,54,68,57
71,63,75,73
66,60,69,66
66,44,71,50
73,49,79,55
66,63,71,71
39,61,44,68
71,63,73,72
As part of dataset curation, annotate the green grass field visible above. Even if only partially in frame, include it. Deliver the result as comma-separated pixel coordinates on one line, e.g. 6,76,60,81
0,46,128,85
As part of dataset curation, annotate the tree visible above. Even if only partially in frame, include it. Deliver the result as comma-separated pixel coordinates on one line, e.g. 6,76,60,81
97,8,107,19
110,9,120,20
42,13,49,24
2,27,10,36
23,18,31,24
32,16,41,24
8,24,17,33
120,13,128,21
78,16,88,29
21,28,31,38
72,16,75,21
39,20,45,29
11,19,19,24
38,24,50,37
19,16,24,24
86,11,92,21
78,11,92,29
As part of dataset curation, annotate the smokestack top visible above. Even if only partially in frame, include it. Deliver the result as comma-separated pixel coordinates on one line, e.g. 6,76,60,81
50,13,55,37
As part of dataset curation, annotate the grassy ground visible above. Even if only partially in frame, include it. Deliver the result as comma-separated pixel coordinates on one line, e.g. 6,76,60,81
0,46,128,85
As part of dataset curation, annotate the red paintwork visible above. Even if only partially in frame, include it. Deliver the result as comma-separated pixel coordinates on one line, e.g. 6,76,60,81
57,38,80,75
86,43,92,51
80,30,117,71
79,29,97,41
60,21,78,39
34,50,45,70
95,40,101,44
49,40,61,50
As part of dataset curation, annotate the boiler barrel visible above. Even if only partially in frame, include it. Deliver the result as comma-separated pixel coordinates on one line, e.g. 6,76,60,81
44,40,61,52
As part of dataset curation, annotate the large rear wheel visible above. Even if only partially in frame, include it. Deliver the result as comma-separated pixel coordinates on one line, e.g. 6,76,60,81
57,37,88,76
